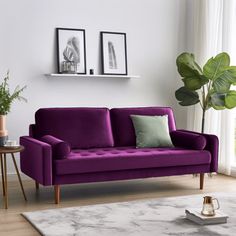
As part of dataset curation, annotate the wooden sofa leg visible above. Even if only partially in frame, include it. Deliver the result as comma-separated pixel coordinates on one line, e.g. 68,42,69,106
200,173,204,190
35,181,39,190
54,185,60,204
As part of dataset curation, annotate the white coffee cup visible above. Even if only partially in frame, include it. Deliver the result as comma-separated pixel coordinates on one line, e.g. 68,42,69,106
5,140,17,146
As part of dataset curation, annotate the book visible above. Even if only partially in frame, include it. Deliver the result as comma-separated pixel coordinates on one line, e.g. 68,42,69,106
185,208,228,225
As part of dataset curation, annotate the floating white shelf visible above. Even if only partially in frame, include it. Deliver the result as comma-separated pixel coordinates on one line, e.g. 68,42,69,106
45,74,140,79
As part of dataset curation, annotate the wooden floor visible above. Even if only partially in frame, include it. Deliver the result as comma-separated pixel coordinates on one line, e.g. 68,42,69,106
0,174,236,236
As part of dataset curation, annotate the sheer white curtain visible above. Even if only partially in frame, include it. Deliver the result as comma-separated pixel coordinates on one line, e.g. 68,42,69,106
187,0,236,175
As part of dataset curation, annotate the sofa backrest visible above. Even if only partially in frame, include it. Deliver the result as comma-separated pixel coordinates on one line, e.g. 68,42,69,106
34,108,114,149
110,107,176,147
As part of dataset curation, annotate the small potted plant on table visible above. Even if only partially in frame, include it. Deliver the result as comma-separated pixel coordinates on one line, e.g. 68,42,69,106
0,72,26,146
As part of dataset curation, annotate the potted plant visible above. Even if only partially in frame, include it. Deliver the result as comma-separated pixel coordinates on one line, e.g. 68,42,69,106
0,72,26,146
175,52,236,133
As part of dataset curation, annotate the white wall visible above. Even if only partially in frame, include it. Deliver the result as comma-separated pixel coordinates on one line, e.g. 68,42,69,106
0,0,188,174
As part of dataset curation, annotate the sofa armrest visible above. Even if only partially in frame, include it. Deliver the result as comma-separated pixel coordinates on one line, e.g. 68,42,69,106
20,136,53,186
170,130,207,150
177,130,219,173
40,135,71,160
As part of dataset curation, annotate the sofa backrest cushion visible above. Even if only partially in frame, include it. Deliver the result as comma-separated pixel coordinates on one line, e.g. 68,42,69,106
110,107,176,146
34,108,114,149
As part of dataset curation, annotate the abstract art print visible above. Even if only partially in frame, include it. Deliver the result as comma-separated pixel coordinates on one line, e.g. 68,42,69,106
56,28,86,74
101,32,128,75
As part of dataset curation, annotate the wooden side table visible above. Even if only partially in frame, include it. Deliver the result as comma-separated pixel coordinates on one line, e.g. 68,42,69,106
0,145,27,209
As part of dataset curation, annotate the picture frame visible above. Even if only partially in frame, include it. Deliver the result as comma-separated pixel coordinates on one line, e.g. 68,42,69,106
56,28,87,74
101,31,128,75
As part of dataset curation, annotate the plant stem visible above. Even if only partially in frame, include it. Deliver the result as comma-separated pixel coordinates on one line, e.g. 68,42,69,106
202,85,206,105
201,108,206,133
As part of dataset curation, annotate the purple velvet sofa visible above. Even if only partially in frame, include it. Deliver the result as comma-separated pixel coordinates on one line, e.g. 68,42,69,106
20,107,218,204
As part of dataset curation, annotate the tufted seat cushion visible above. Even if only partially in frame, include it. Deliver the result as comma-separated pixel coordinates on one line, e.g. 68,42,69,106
54,147,211,175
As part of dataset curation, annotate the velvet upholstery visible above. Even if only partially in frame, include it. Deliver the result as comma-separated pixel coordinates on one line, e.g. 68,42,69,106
53,165,210,185
54,147,211,175
178,130,219,172
34,108,114,149
110,107,176,146
20,136,53,186
29,124,36,137
19,107,219,191
41,135,71,160
170,130,207,150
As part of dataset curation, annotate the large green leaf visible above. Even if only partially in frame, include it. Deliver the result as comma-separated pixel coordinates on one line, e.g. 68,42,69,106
213,67,236,92
213,71,232,92
210,92,226,110
203,52,230,80
227,66,236,76
182,75,209,91
225,91,236,109
177,63,200,78
176,53,207,91
226,66,236,85
176,53,202,77
175,87,200,106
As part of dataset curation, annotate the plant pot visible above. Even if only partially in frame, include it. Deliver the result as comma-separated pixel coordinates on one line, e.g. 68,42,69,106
0,115,8,146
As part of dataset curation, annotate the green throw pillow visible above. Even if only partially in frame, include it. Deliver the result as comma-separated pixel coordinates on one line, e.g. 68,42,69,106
130,115,174,148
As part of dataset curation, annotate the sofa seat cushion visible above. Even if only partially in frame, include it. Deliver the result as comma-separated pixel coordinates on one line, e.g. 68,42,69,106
54,147,211,175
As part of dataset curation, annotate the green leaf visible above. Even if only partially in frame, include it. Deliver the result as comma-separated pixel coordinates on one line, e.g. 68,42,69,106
177,64,200,78
210,92,226,110
182,75,209,90
176,53,202,77
203,52,230,80
0,72,26,115
213,71,232,92
213,67,236,92
226,66,236,85
176,53,208,91
175,87,200,106
227,66,236,76
182,75,209,91
225,91,236,109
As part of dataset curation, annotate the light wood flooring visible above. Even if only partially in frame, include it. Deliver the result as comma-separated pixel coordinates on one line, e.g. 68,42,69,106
0,174,236,236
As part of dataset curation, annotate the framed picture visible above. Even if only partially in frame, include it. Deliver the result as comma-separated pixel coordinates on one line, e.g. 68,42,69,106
101,31,128,75
56,28,87,74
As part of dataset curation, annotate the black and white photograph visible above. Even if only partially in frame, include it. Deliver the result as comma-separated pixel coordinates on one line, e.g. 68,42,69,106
101,32,127,75
56,28,86,74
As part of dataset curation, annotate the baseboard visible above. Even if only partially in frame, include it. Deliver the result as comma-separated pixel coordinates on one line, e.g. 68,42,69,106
0,172,32,181
230,167,236,177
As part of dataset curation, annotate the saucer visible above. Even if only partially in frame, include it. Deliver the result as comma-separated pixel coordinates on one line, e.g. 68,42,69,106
3,145,20,149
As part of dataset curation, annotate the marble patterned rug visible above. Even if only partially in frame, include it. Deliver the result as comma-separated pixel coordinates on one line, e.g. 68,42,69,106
22,192,236,236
